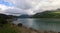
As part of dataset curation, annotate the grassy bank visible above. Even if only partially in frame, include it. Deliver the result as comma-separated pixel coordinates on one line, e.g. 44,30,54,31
0,24,21,33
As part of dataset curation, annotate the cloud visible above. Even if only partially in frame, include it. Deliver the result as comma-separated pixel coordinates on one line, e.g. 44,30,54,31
0,4,14,13
0,4,10,13
3,8,35,15
1,0,60,15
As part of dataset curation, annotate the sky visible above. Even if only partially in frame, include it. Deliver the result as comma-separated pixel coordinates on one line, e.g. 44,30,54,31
0,0,60,15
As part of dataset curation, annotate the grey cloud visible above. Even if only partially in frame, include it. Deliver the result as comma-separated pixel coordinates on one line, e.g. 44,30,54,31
3,0,60,15
14,0,32,10
3,8,34,15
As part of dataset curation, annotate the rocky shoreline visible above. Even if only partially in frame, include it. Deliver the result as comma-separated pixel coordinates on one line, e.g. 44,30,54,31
12,23,58,33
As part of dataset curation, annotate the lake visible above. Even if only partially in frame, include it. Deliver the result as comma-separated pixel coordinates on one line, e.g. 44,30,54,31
12,18,60,32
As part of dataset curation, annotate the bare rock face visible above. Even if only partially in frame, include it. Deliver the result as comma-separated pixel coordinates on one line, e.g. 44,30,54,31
18,23,23,27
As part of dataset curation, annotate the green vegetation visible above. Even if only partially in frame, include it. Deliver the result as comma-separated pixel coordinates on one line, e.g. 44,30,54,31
0,14,20,33
0,24,20,33
32,10,60,18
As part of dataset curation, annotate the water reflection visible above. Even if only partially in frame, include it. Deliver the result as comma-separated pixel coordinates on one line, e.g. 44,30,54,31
13,18,60,32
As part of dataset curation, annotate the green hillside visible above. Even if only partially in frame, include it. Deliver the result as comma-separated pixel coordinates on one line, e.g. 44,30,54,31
32,10,60,18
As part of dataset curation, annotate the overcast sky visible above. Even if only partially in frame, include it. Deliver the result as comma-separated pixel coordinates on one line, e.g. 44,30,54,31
0,0,60,15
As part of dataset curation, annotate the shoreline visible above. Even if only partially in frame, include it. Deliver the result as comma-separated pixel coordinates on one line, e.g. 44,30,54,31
13,23,58,33
0,23,58,33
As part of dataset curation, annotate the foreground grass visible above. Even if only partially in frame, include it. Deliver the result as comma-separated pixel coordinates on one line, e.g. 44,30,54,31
0,24,21,33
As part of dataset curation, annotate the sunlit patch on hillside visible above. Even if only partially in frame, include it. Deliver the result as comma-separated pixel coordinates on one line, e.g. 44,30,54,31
53,11,60,14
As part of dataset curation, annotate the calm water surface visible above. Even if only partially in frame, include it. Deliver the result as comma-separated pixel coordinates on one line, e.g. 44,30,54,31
13,18,60,32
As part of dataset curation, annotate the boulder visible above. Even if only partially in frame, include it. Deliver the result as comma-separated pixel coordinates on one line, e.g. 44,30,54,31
18,23,23,27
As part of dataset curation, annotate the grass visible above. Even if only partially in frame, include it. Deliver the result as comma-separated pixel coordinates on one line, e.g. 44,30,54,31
0,24,21,33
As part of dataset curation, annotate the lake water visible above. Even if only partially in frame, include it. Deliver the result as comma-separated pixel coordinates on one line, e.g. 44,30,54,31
12,18,60,32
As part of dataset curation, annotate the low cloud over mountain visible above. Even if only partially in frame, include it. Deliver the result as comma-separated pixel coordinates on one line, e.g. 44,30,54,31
0,0,60,15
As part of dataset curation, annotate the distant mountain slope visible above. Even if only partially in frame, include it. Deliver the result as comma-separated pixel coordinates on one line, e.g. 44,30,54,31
19,15,30,18
16,14,31,18
32,10,60,18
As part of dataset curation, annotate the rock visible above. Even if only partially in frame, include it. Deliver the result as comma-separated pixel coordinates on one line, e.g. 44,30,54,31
18,23,23,27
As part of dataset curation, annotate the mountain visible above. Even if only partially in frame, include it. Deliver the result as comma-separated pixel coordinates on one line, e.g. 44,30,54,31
16,14,31,18
32,10,60,18
0,14,13,19
19,15,30,18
